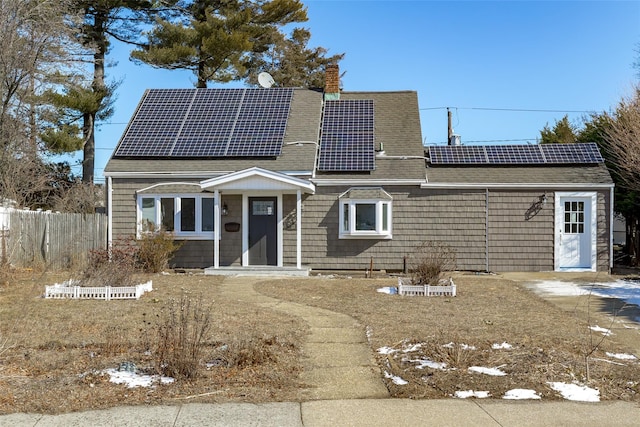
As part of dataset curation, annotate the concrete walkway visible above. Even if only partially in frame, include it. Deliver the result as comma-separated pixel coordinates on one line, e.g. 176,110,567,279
217,276,388,400
3,399,639,426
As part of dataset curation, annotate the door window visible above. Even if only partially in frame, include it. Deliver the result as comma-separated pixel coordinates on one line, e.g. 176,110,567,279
564,201,584,234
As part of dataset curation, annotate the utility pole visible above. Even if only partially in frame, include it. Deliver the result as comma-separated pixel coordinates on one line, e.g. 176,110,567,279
447,108,453,144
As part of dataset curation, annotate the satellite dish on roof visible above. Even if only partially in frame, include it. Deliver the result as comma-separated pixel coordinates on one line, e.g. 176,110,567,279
258,72,276,88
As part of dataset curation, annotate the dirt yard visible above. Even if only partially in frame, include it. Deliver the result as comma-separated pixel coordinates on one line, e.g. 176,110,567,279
0,270,638,414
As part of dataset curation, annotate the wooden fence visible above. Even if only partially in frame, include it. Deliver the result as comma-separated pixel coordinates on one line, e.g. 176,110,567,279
0,207,107,270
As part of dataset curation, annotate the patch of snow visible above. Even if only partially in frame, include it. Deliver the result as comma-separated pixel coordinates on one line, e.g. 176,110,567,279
547,382,600,402
528,280,591,296
402,343,423,353
589,325,613,336
377,287,397,294
384,371,408,385
530,280,640,322
455,390,490,399
410,358,449,370
103,368,174,388
377,346,397,355
468,366,507,376
503,389,541,400
606,352,637,360
492,342,513,350
443,342,476,350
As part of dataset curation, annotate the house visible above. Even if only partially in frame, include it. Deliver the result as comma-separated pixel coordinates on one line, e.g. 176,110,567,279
104,65,614,274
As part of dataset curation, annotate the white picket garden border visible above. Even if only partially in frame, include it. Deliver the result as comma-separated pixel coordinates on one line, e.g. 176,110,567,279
45,280,152,300
398,277,456,297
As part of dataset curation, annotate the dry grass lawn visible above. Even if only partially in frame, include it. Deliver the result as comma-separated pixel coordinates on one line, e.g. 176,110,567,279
0,270,638,414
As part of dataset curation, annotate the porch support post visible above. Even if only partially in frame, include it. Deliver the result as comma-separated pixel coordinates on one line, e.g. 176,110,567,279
296,189,302,269
214,189,220,268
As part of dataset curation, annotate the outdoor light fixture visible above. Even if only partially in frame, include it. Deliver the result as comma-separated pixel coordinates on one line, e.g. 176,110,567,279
540,194,547,206
222,202,229,216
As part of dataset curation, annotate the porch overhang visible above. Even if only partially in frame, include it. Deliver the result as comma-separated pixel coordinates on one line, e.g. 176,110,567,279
200,167,312,272
200,167,315,193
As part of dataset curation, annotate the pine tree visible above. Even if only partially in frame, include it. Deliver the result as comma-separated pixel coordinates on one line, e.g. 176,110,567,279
243,27,344,88
539,115,578,144
131,0,308,88
67,1,177,182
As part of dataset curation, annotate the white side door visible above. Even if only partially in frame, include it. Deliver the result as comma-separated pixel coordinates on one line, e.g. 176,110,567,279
555,192,597,271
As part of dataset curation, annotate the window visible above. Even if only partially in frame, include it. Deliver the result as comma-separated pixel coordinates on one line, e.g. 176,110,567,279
138,195,215,239
339,188,392,239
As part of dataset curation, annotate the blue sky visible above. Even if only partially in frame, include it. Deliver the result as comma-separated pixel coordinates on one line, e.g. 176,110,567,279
84,0,640,183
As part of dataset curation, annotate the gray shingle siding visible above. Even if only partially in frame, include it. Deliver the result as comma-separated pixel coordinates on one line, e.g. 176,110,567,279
300,186,487,271
110,178,611,272
487,190,554,272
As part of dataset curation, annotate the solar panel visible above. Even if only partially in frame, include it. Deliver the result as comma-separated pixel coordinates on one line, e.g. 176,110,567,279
485,145,545,164
429,143,603,165
114,90,194,157
429,145,487,164
541,143,604,164
318,100,375,172
114,88,293,158
226,89,292,157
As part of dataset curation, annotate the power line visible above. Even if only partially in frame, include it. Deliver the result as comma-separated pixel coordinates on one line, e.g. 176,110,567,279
428,138,538,145
419,106,595,113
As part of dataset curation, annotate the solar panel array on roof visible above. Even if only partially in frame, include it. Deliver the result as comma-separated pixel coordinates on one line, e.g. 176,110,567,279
428,143,604,165
113,88,293,158
318,99,375,172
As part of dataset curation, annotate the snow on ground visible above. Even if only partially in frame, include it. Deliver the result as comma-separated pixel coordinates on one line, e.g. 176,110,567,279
384,371,408,385
103,368,174,388
503,389,541,400
527,279,640,322
606,352,637,360
409,358,449,370
468,366,507,376
589,325,613,336
377,346,397,355
376,286,397,294
455,390,490,399
402,343,423,353
492,342,513,350
443,342,476,350
547,382,600,402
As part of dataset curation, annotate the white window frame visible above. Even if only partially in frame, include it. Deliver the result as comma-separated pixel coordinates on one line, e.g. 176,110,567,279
137,194,215,240
339,199,392,239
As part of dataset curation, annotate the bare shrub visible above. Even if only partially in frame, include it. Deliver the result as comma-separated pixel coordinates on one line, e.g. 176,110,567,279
212,336,279,368
80,238,138,287
408,241,457,285
153,293,212,380
51,181,102,214
0,261,13,286
137,228,182,273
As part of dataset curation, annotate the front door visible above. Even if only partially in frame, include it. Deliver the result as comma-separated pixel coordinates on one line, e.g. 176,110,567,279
556,193,595,270
248,197,277,265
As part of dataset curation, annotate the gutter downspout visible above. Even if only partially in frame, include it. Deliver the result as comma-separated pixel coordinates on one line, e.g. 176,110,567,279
107,176,113,258
214,189,220,269
485,188,489,272
610,187,614,271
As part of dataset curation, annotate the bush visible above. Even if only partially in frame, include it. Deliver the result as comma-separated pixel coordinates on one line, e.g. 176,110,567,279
409,241,457,285
136,228,182,273
82,237,138,287
152,293,212,380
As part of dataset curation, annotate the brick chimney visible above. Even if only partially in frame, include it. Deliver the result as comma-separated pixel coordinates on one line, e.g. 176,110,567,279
324,64,340,100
